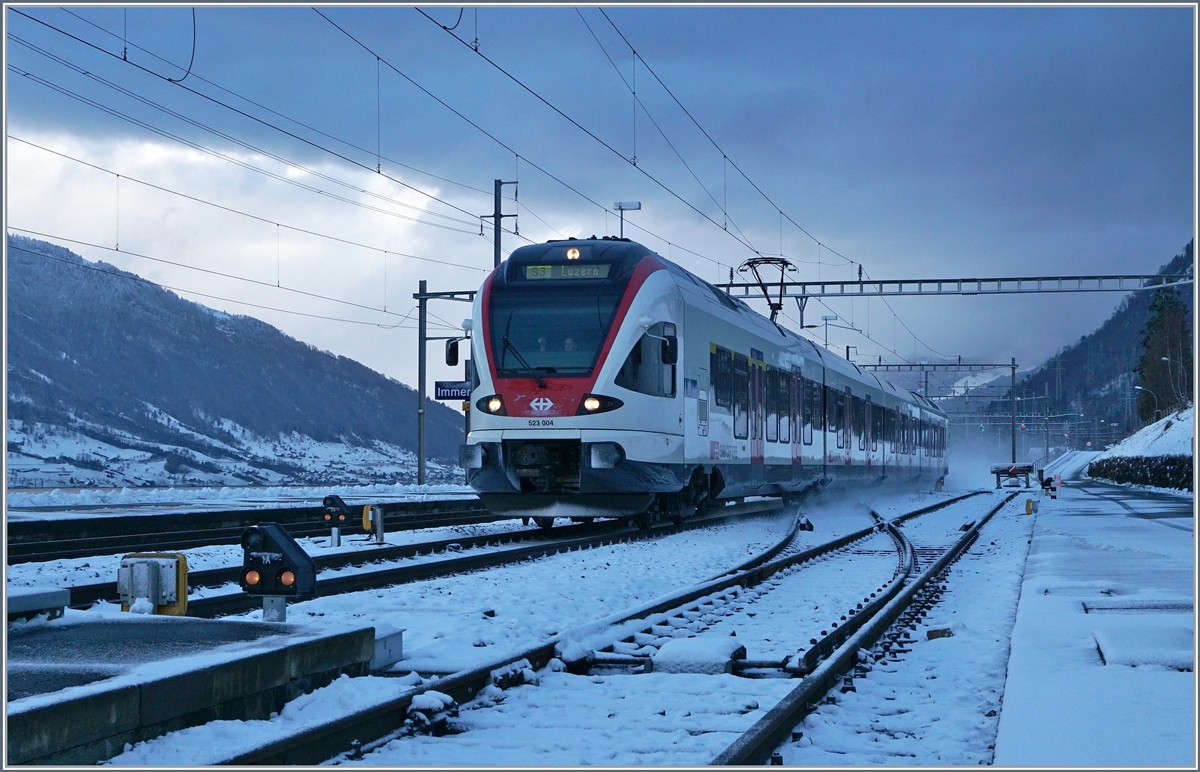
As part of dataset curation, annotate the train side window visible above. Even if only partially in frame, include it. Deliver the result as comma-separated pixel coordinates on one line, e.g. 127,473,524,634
765,366,779,443
614,323,676,398
871,401,882,452
733,353,749,439
712,347,732,409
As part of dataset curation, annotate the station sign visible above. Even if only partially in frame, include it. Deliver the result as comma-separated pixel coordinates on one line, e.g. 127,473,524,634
435,381,472,400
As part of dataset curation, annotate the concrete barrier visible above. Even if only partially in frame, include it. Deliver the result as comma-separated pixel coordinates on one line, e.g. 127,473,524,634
6,620,373,765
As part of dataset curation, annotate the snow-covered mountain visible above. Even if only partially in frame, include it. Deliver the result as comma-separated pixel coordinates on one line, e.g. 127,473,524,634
5,235,464,488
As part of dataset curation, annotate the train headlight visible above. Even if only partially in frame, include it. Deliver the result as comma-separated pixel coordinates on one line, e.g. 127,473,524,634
476,395,506,415
566,247,580,260
575,394,623,415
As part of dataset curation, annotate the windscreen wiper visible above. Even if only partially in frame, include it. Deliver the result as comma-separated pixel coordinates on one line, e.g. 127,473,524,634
501,336,547,388
499,314,546,387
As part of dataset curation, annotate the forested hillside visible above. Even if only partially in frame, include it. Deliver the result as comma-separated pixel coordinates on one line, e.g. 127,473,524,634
6,234,464,487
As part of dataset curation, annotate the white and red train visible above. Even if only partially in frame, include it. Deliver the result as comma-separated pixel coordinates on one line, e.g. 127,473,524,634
459,237,949,526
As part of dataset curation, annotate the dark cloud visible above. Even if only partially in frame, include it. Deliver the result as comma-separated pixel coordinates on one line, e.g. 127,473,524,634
5,5,1193,372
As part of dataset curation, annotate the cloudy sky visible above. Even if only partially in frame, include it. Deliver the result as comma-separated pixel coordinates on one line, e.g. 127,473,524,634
4,6,1194,401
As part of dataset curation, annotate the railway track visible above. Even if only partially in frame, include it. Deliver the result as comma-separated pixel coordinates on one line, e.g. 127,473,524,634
199,490,991,765
5,498,492,564
188,499,788,619
55,498,788,618
713,490,1019,764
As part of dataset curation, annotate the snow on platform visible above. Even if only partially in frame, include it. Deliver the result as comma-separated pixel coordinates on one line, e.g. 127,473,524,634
993,460,1195,766
6,612,374,765
1093,626,1192,670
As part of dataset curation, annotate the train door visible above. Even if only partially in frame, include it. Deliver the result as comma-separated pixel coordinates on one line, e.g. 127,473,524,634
907,412,915,473
791,367,802,465
843,387,853,466
749,351,764,465
864,395,873,468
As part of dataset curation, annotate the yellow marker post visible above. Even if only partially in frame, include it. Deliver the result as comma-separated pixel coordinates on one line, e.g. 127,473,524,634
119,552,188,615
363,504,374,532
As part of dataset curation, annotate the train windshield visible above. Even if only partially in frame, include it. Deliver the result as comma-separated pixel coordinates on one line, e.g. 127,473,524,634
489,286,624,377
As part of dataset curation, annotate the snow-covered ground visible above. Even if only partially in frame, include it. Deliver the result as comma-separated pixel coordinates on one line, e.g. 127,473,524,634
4,516,525,591
776,491,1029,765
5,418,461,489
1094,405,1193,460
17,472,1192,766
97,490,974,765
993,453,1195,766
5,481,474,519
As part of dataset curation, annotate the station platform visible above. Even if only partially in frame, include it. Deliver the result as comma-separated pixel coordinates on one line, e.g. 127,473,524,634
993,452,1195,766
5,613,374,765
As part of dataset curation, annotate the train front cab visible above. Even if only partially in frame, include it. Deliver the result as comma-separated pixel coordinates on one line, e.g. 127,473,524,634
462,239,693,522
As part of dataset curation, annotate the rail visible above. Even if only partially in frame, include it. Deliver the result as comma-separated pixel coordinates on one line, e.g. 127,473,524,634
214,491,986,764
5,498,491,564
711,490,1019,765
186,499,786,619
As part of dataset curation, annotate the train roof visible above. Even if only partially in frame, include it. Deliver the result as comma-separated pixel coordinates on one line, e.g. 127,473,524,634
503,239,946,416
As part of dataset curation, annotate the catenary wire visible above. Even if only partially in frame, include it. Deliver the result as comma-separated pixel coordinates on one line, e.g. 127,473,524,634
60,6,495,200
575,9,758,250
22,8,732,279
598,9,949,359
8,134,490,274
8,33,482,230
313,7,733,272
10,8,521,232
414,7,762,257
5,62,488,238
8,227,457,326
6,240,457,329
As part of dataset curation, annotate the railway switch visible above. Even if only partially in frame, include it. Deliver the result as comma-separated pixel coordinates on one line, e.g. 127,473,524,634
239,524,316,622
117,553,188,615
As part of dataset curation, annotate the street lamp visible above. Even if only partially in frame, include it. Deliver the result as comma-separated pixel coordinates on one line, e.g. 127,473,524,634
1134,385,1160,421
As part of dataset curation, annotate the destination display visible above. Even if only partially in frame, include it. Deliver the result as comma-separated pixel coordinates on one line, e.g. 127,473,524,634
522,264,611,281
